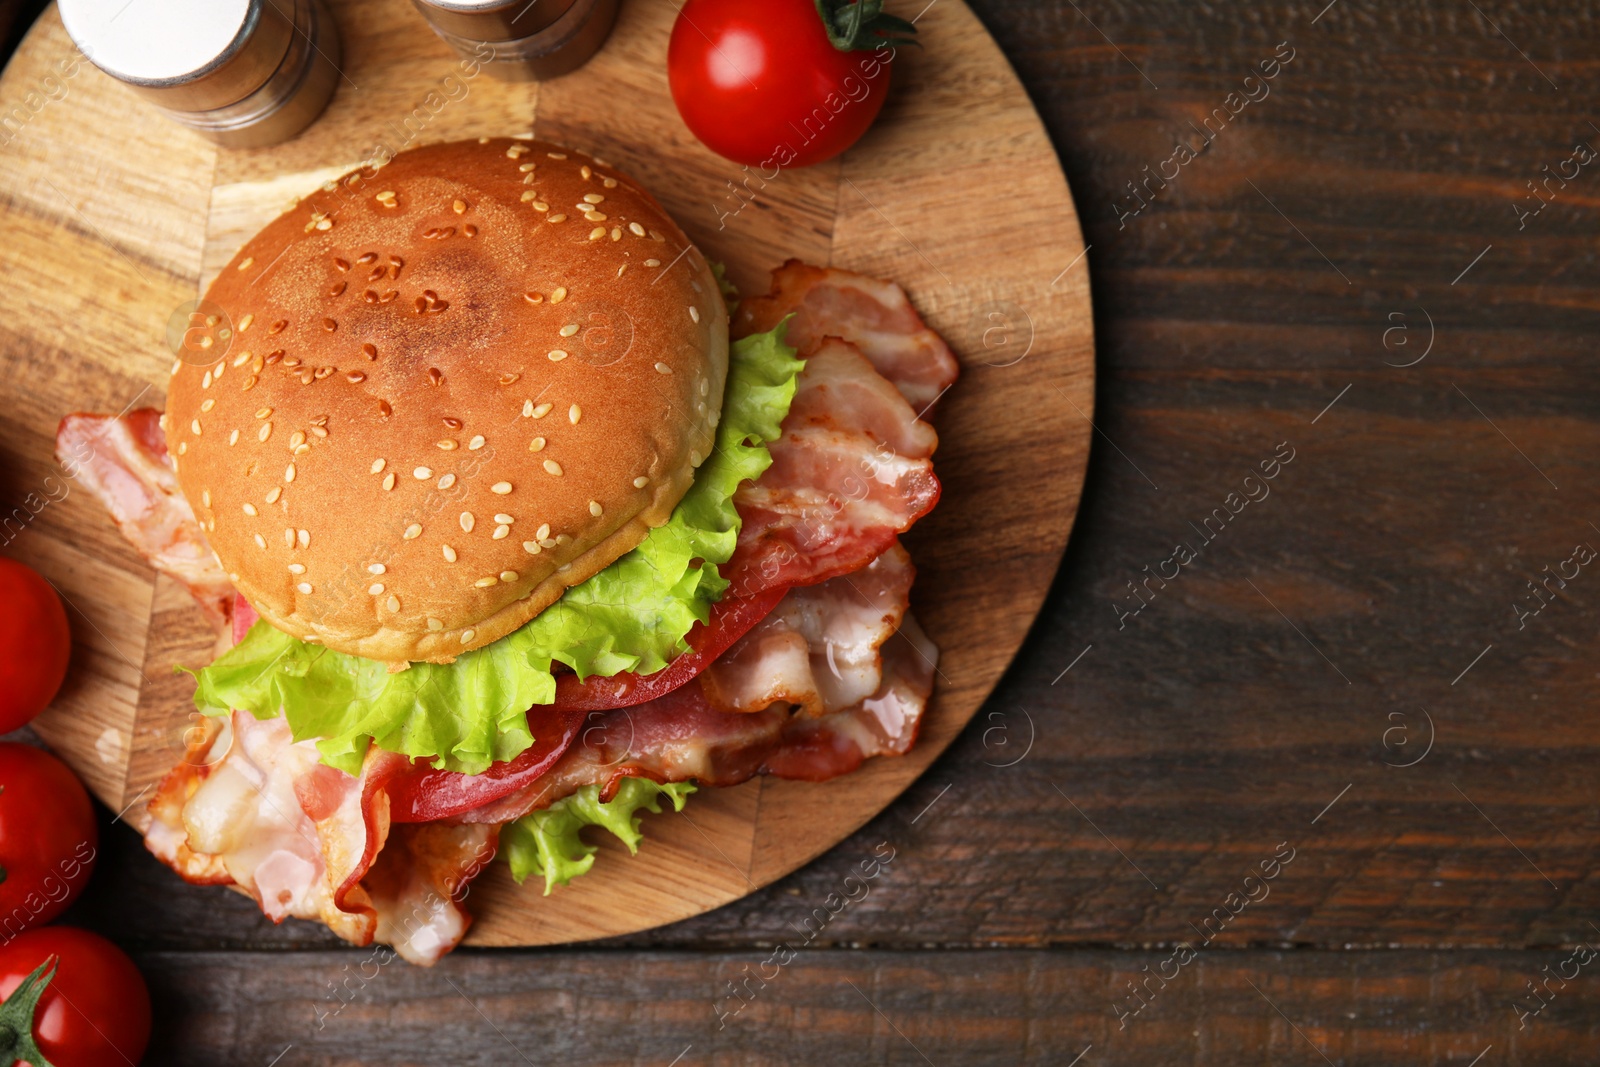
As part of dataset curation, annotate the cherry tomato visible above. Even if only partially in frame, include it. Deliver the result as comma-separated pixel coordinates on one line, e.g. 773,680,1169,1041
0,744,97,936
0,927,150,1067
0,559,71,732
668,0,916,169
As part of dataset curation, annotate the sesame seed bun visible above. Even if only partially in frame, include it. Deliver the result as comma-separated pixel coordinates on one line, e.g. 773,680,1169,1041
166,138,728,664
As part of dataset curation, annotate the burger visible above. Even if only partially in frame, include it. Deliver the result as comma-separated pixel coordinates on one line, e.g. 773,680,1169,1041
60,137,957,963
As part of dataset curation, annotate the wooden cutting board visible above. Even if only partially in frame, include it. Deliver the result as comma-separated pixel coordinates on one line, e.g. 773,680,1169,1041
0,0,1092,946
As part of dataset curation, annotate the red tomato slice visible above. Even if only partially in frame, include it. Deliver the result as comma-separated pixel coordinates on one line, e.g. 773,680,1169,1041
386,705,587,824
550,583,790,711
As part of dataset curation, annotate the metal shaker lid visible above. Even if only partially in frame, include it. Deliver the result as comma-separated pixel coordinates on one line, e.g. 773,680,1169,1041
58,0,295,112
411,0,579,42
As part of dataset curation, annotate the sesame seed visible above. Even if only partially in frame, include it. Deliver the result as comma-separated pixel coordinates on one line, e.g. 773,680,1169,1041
369,583,385,595
588,227,606,240
522,541,541,554
493,525,510,540
690,450,703,466
500,571,518,582
475,577,496,588
583,193,604,204
460,512,475,532
362,343,377,359
494,513,514,524
559,323,580,337
548,151,566,159
387,595,401,612
524,291,544,304
499,373,520,386
266,487,282,504
519,162,536,172
532,403,552,418
532,201,549,212
633,476,650,488
543,460,563,476
191,419,203,435
655,362,672,374
611,228,622,241
603,178,617,188
521,190,538,203
177,442,188,455
536,524,551,540
629,222,646,236
438,474,457,489
468,435,485,450
589,500,603,517
347,371,366,384
580,165,592,179
646,258,661,267
298,529,310,547
414,467,432,480
254,534,267,549
238,257,254,271
256,407,272,419
427,617,444,631
492,482,512,494
453,199,466,214
382,473,396,491
259,423,273,442
243,503,258,516
240,314,255,332
551,287,568,303
617,265,627,278
438,439,458,450
569,404,582,424
690,306,700,323
650,230,665,241
290,430,306,448
202,490,212,507
289,563,306,574
548,214,567,224
371,458,386,474
404,524,422,539
229,430,240,446
548,350,568,362
293,444,311,456
528,437,545,452
285,463,296,482
298,582,313,594
284,528,295,547
460,629,475,644
522,399,535,417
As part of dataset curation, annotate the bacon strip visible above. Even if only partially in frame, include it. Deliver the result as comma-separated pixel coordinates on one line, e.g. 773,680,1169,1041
56,411,234,627
461,615,938,825
733,260,961,410
724,339,940,598
144,709,486,965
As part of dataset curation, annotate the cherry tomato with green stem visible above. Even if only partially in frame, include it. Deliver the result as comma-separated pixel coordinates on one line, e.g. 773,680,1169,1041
668,0,917,169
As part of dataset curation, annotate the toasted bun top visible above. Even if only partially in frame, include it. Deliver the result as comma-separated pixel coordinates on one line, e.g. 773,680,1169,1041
166,138,728,664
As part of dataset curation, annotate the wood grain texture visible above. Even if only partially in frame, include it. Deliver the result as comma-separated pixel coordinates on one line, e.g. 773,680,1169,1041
132,948,1599,1066
16,0,1600,1060
0,0,1093,948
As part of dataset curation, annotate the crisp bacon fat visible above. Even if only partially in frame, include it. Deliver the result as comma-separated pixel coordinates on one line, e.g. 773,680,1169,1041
65,260,951,964
57,411,234,626
734,259,961,411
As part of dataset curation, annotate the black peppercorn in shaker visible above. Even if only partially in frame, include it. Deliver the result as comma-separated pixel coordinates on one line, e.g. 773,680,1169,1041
411,0,619,82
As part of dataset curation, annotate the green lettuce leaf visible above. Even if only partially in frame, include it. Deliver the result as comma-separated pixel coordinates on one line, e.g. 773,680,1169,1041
501,778,697,893
190,323,804,776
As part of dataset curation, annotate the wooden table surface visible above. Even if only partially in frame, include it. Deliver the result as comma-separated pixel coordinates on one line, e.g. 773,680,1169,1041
7,0,1600,1063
